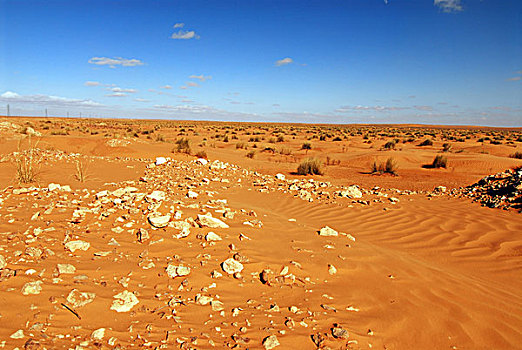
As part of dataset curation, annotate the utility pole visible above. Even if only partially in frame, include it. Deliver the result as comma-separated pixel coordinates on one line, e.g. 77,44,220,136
45,108,48,117
7,104,10,117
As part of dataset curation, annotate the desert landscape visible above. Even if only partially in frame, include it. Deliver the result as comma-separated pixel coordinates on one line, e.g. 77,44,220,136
0,117,520,349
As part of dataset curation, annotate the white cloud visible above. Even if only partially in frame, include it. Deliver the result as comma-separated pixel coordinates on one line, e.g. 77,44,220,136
106,92,127,98
161,85,173,89
134,98,150,102
173,23,185,28
336,105,410,113
171,30,200,40
507,77,521,81
0,91,102,107
179,86,188,90
275,57,293,67
109,87,137,93
434,0,463,13
88,56,145,68
189,74,212,82
1,91,21,99
84,81,100,87
187,81,199,87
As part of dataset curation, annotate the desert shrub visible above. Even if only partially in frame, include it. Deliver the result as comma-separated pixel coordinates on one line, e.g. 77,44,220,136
236,142,246,149
510,151,522,159
442,143,452,152
280,147,292,155
155,134,166,142
301,142,312,150
223,135,229,142
371,157,398,175
277,135,285,142
175,138,191,154
246,150,256,159
263,147,276,153
431,155,448,168
326,156,340,166
268,137,276,143
195,150,207,159
382,140,396,150
419,139,433,146
14,137,40,184
332,136,342,141
74,157,90,182
297,157,323,175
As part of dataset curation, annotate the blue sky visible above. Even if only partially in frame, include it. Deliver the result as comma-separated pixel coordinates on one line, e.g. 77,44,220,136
0,0,520,126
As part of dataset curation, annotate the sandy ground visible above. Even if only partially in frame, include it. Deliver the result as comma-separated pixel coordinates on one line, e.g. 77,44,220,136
0,117,521,349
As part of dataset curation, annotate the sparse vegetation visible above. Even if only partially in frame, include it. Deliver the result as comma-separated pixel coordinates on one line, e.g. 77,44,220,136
509,151,522,159
301,142,312,150
14,137,40,184
442,143,452,152
371,157,398,175
195,150,207,159
431,155,448,168
419,139,433,146
74,157,90,182
296,157,323,175
175,138,191,154
246,150,256,158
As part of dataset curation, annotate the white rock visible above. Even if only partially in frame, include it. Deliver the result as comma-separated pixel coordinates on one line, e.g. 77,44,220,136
205,232,222,241
22,280,43,295
111,290,139,312
198,213,229,229
221,258,244,275
187,190,199,199
65,240,90,252
57,263,76,275
67,289,96,308
195,294,213,306
146,190,166,202
339,185,362,199
318,226,338,237
275,173,286,180
211,300,225,312
10,329,25,339
328,264,337,275
196,158,208,165
91,328,106,340
48,183,61,191
155,157,167,165
166,264,191,278
148,214,171,228
0,254,6,269
263,335,280,349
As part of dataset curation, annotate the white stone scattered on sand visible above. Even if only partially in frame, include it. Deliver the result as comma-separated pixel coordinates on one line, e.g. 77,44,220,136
148,214,171,228
339,185,362,199
67,289,96,308
48,183,61,191
91,328,106,340
0,254,6,269
57,263,76,275
211,300,225,312
221,258,244,275
10,329,25,339
65,240,90,252
205,232,222,241
318,226,338,237
275,173,286,180
196,158,208,165
166,264,191,278
328,264,337,275
111,290,139,312
195,294,213,306
22,280,43,295
187,190,199,199
198,213,229,229
155,157,167,165
262,335,280,349
146,190,165,202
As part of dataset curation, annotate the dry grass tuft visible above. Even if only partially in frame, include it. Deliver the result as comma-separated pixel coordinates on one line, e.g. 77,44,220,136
14,136,41,184
297,157,323,175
